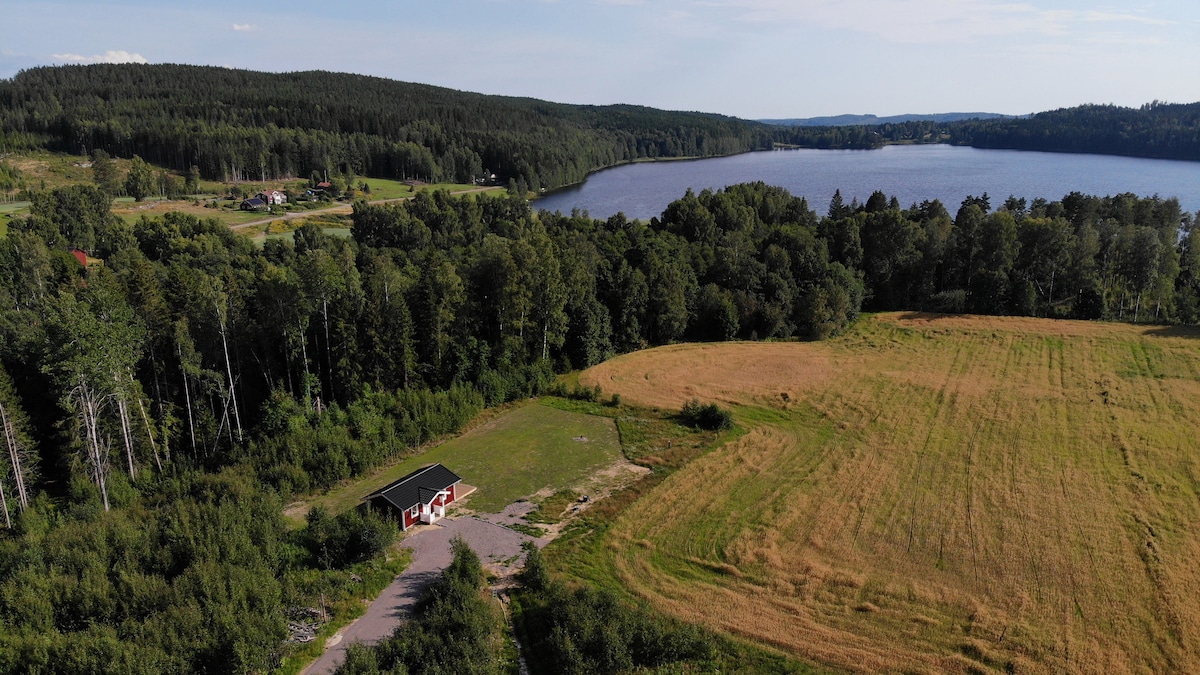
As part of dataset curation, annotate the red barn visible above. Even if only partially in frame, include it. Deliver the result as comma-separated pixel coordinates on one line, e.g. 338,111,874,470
363,463,462,531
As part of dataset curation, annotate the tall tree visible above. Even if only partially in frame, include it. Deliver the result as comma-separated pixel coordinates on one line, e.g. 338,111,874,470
90,149,122,196
415,253,465,381
42,283,144,510
125,155,156,202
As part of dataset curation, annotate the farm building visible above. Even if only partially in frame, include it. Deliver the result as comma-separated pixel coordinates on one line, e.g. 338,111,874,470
363,463,462,530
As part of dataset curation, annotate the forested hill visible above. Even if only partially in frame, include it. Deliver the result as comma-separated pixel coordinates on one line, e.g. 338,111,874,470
763,103,1200,162
0,63,776,190
944,101,1200,161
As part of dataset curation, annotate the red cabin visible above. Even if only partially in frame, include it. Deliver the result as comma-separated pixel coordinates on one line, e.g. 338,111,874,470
362,463,462,530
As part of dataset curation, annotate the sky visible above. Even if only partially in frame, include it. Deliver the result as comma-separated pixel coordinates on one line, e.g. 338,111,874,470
2,0,1198,120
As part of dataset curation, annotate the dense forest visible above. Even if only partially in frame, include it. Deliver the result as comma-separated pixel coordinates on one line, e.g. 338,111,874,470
945,101,1200,161
0,64,778,192
0,176,1198,671
765,102,1200,161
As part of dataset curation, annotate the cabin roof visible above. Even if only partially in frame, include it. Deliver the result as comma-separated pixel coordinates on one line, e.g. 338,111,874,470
365,463,461,512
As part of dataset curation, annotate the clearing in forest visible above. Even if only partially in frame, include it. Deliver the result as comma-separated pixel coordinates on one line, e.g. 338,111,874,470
580,312,1200,674
291,401,624,519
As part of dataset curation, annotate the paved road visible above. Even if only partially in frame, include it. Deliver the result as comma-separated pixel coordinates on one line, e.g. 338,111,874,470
300,516,537,675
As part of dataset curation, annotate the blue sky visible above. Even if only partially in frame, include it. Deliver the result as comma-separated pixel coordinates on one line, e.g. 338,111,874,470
2,0,1197,119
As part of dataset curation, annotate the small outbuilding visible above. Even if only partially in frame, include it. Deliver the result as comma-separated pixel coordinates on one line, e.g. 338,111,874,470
240,197,267,211
363,463,462,530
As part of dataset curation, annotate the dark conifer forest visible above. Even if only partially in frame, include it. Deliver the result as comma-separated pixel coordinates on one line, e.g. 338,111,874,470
0,64,777,191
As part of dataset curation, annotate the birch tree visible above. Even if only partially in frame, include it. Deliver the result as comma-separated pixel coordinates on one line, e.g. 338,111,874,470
0,366,36,526
42,283,143,510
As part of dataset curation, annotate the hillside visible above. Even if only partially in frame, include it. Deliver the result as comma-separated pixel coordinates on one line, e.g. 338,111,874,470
762,103,1200,162
580,313,1200,673
0,64,776,191
946,102,1200,161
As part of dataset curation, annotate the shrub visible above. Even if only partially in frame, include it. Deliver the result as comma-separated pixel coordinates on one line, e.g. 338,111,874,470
304,505,398,570
679,398,733,431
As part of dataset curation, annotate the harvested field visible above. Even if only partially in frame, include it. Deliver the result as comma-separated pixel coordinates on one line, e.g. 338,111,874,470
579,313,1200,674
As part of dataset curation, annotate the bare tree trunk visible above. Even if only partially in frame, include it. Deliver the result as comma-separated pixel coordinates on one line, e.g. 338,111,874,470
216,302,243,441
178,344,197,459
76,382,110,512
0,400,28,509
0,475,10,528
298,319,311,400
117,396,135,481
131,379,164,473
322,297,332,402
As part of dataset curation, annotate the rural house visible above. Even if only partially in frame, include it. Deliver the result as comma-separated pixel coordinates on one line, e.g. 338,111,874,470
256,190,287,205
240,196,268,211
363,463,462,530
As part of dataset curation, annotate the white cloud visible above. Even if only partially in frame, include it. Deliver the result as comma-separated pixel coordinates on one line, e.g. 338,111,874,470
694,0,1172,44
233,23,258,32
51,50,148,64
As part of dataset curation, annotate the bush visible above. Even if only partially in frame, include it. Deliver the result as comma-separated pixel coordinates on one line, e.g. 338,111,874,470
304,505,398,570
514,577,713,674
679,398,733,431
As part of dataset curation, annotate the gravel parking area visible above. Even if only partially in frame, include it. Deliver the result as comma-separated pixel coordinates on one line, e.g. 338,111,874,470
300,516,538,675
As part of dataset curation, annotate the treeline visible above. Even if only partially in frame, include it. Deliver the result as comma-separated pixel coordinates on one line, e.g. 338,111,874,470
0,64,776,191
945,101,1200,161
767,102,1200,161
821,189,1199,322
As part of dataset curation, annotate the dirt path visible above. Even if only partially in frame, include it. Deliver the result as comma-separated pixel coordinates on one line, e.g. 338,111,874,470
300,515,538,675
230,186,499,232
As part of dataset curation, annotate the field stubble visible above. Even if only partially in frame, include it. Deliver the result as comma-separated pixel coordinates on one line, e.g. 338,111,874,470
580,313,1200,674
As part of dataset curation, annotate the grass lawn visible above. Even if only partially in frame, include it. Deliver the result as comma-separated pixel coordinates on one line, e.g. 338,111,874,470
578,313,1200,674
291,401,622,522
0,201,30,238
111,198,273,228
358,177,497,200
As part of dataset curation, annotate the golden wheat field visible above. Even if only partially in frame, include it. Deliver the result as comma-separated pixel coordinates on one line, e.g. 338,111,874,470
580,313,1200,674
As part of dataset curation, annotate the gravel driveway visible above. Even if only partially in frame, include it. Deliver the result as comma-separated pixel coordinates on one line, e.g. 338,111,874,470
300,516,538,675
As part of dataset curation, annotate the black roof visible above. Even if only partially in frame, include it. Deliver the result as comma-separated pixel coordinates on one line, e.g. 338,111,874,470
365,463,461,512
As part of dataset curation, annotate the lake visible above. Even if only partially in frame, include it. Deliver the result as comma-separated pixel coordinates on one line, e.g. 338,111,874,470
534,145,1200,221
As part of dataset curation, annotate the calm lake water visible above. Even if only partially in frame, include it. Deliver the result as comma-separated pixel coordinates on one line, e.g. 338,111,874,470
535,145,1200,221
